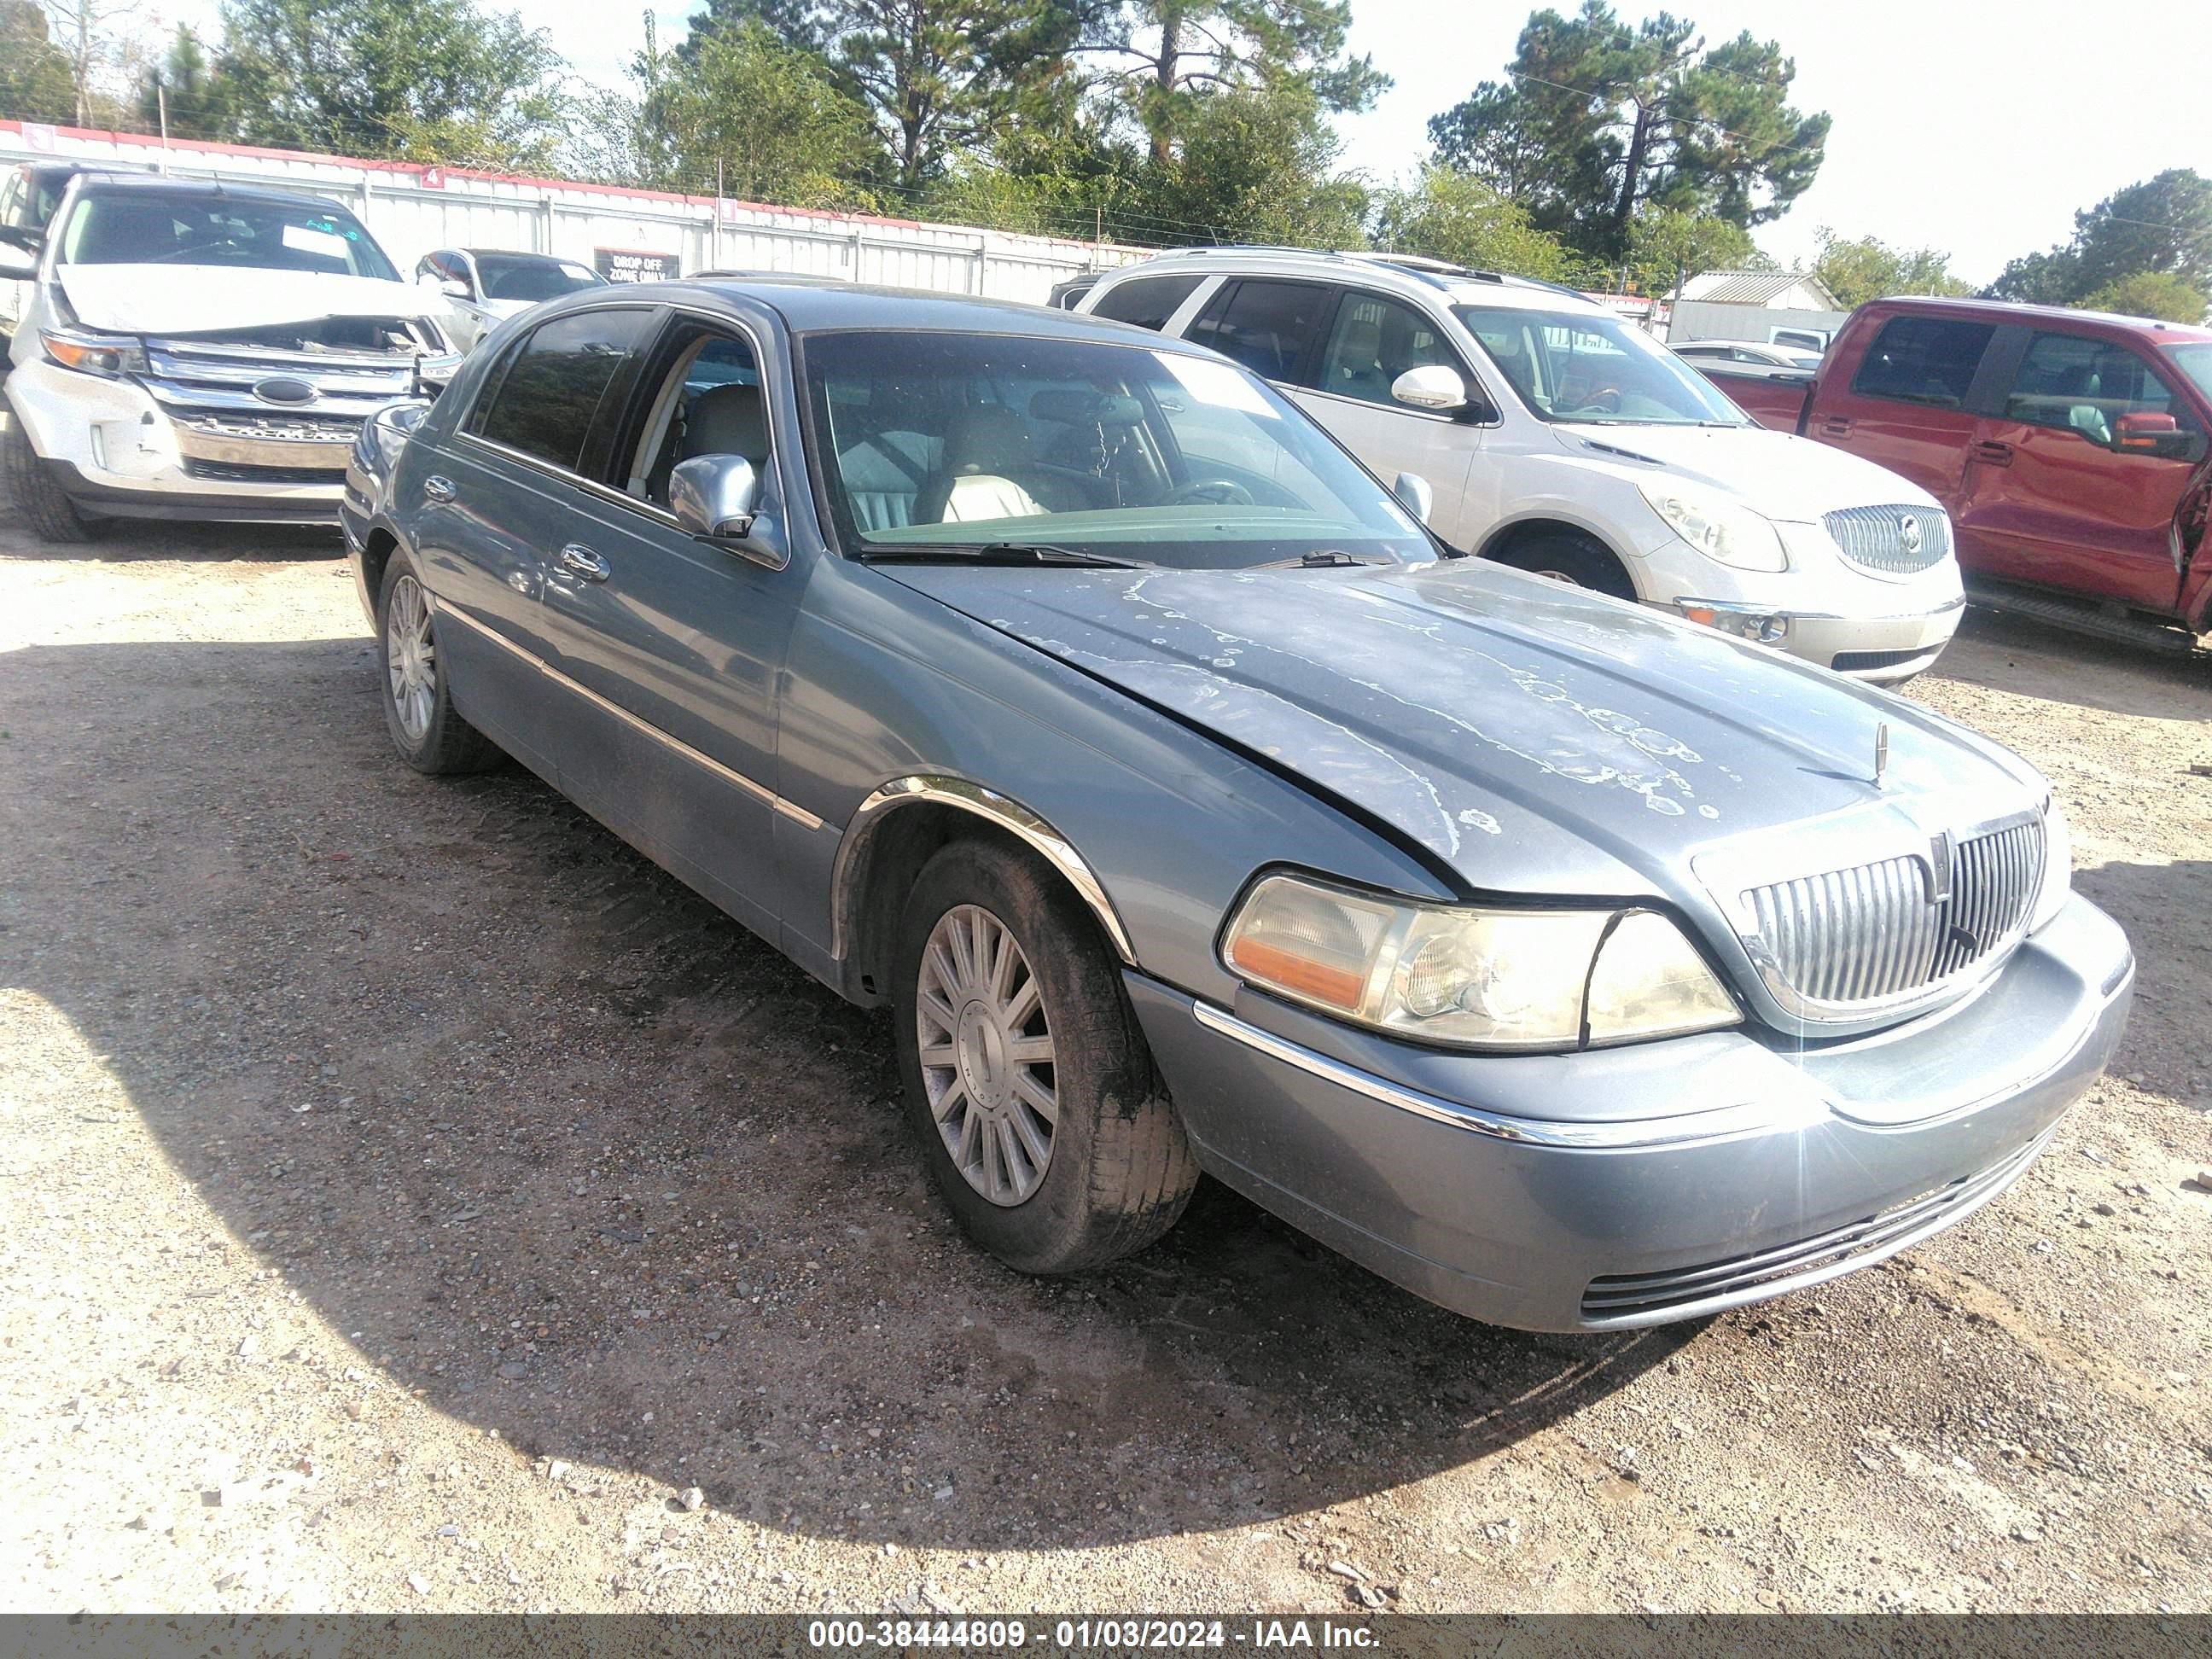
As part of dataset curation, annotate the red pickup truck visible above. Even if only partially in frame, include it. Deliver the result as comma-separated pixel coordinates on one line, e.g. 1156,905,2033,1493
1693,297,2212,649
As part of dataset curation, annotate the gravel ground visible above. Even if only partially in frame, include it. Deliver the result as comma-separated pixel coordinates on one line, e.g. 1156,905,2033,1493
2,492,2209,1616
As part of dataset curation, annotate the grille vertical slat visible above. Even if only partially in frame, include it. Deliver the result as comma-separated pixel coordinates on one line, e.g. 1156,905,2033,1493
1822,504,1954,574
1743,818,2043,1013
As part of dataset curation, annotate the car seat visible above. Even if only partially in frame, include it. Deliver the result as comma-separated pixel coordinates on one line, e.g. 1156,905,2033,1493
916,405,1049,524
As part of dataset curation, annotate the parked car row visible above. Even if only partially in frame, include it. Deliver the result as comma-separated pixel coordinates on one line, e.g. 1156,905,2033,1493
335,276,2129,1330
1688,295,2212,649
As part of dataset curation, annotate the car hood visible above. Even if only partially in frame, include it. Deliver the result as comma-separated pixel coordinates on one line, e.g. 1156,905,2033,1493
55,265,444,335
886,560,2041,903
1552,422,1940,519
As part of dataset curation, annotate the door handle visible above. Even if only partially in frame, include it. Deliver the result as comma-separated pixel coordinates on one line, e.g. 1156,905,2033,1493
422,474,457,503
1818,417,1852,439
1972,440,2013,468
558,543,610,582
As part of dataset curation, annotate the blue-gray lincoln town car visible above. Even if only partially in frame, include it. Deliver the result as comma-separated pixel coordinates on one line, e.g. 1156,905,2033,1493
340,280,2134,1331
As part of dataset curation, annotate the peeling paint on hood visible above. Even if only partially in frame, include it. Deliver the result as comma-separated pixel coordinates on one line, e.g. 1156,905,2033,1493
55,265,445,336
886,558,2041,900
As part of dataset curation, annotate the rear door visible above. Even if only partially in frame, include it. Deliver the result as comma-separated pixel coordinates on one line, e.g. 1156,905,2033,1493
1961,326,2207,612
1302,286,1484,546
1813,312,1998,529
416,302,663,776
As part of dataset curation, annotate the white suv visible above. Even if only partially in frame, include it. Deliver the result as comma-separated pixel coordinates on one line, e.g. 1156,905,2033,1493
1078,249,1964,682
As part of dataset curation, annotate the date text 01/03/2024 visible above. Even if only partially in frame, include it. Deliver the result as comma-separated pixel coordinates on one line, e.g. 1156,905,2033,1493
804,1619,1382,1650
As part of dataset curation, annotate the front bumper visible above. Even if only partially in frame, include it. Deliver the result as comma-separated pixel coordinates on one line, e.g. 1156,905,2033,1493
1130,894,2132,1330
1668,595,1965,683
7,358,358,522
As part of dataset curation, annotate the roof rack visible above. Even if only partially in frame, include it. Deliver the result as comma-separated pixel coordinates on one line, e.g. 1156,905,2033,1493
1128,245,1535,288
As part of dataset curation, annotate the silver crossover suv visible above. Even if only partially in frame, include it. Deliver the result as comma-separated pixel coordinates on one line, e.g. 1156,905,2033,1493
341,280,2131,1330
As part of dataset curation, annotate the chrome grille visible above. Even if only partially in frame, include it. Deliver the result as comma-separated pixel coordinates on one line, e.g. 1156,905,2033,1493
1823,504,1953,573
137,340,422,472
1743,816,2043,1009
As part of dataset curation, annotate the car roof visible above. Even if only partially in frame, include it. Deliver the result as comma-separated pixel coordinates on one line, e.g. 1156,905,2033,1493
63,172,353,213
655,278,1215,345
1860,293,2212,345
1091,245,1603,313
461,247,582,262
1674,340,1810,352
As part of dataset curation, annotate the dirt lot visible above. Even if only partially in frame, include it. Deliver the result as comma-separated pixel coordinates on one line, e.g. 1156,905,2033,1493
3,494,2209,1617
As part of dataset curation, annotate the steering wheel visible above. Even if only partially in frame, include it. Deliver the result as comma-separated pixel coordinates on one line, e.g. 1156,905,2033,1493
1163,478,1254,507
1581,386,1625,414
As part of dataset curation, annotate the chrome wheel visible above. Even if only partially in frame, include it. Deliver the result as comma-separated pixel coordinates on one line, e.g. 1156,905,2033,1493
386,573,435,742
917,904,1057,1207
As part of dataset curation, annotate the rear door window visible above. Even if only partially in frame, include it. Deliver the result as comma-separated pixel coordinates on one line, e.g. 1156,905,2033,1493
1089,274,1204,333
1185,280,1332,386
465,307,659,477
1848,316,1996,409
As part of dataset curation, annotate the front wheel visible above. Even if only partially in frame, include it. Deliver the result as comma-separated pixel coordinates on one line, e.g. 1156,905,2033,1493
894,838,1198,1274
2,415,94,544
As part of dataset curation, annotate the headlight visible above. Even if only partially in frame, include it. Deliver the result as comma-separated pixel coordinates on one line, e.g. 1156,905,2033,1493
2029,795,2071,933
1221,873,1740,1051
1639,482,1788,572
40,326,148,377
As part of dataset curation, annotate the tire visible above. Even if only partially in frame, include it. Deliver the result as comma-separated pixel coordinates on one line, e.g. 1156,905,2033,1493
894,837,1199,1275
2,412,93,544
1488,529,1637,602
375,551,503,775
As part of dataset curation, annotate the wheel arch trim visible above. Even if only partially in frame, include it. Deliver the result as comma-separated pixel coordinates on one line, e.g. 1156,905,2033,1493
830,775,1138,968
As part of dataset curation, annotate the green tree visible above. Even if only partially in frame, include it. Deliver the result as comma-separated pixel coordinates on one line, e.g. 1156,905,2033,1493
212,0,566,167
1990,169,2212,307
1810,228,1972,309
1080,0,1388,166
827,0,1081,193
2079,271,2209,325
136,26,234,141
1625,204,1759,296
0,2,79,124
1428,3,1828,261
643,19,877,207
676,0,835,59
1126,82,1367,247
1372,166,1575,281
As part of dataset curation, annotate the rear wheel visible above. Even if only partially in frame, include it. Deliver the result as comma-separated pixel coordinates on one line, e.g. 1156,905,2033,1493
2,416,94,544
1487,529,1637,602
375,553,502,775
894,837,1198,1274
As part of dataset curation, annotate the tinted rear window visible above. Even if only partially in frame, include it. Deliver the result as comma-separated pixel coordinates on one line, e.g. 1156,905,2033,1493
468,308,658,476
1090,274,1204,332
1850,317,1995,409
1185,280,1332,384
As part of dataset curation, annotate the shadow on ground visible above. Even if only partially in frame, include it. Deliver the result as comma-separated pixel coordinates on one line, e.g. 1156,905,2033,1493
0,631,1691,1554
1934,607,2212,722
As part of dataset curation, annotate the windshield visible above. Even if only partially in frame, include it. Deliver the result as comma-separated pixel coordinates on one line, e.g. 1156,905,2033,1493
1452,304,1748,426
2164,343,2212,405
801,330,1435,570
476,254,604,302
58,190,399,280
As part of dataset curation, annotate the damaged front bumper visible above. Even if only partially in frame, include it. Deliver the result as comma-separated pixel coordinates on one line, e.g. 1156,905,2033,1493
7,332,453,522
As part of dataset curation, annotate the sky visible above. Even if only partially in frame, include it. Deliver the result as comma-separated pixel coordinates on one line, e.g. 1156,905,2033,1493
158,0,2210,286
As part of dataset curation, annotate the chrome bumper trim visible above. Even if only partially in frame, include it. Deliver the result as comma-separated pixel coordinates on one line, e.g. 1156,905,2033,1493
1190,1000,1819,1150
428,596,824,831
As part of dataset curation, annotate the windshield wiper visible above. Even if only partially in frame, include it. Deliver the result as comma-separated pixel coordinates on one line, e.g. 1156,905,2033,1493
860,542,1150,569
1254,550,1392,569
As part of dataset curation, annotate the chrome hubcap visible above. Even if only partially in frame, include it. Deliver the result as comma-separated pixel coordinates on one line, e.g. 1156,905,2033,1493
387,574,435,742
917,904,1057,1206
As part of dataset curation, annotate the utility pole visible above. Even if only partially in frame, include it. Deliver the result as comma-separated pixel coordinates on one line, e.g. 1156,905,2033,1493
156,73,170,172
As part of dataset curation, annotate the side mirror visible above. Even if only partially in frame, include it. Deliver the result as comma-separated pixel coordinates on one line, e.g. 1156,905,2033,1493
671,453,764,542
1392,470,1435,527
1391,364,1468,412
2111,410,2204,461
